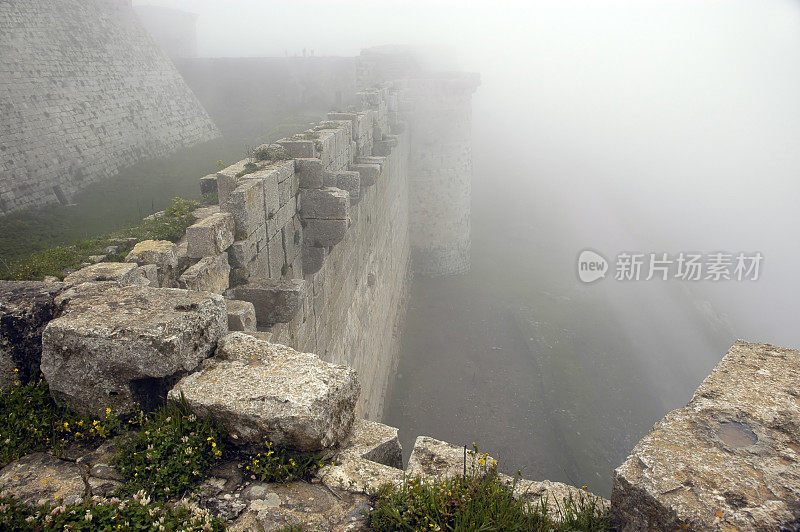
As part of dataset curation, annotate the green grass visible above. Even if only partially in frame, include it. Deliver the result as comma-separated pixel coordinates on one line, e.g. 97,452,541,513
0,378,123,468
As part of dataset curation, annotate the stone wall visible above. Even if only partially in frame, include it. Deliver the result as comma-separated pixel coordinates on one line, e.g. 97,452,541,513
0,0,219,214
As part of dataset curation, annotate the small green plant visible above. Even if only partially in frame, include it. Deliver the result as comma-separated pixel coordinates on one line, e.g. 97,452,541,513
235,161,259,178
302,132,320,140
215,159,227,171
245,441,327,483
112,397,225,500
367,445,610,532
0,493,225,531
0,378,122,468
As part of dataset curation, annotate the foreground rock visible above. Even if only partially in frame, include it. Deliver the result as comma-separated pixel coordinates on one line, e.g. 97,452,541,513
0,453,120,506
318,418,404,493
41,282,227,416
612,341,800,530
0,280,64,388
169,332,359,451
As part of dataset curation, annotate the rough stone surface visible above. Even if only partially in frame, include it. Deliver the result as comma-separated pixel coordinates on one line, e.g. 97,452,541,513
318,418,404,493
41,282,227,416
232,279,306,326
300,187,350,220
304,218,349,247
612,341,800,531
178,253,230,294
0,453,120,506
230,481,371,532
406,436,494,479
169,332,360,451
0,280,64,386
125,240,179,287
226,299,257,332
63,262,146,287
186,212,235,258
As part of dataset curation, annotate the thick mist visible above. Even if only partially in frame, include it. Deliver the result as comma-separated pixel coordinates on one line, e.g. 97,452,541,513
137,0,800,494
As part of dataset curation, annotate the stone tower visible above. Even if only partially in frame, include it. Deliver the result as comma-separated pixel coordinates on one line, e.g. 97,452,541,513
405,74,480,275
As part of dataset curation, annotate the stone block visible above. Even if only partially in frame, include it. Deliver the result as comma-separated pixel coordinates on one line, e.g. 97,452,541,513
268,233,286,277
178,253,230,294
226,299,256,332
0,280,64,385
168,332,360,451
200,173,218,195
407,436,495,479
612,341,800,531
304,218,348,247
277,139,316,159
41,282,227,416
125,240,178,287
295,158,324,189
300,187,349,220
302,246,326,276
333,171,361,205
228,235,260,269
186,212,235,258
63,262,145,287
232,279,305,326
223,179,266,239
138,264,158,286
351,163,380,186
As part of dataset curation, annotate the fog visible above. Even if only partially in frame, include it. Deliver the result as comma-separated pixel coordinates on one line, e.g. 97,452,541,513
136,0,800,494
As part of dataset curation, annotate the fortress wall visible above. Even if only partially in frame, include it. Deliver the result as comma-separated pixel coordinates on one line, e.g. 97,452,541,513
207,86,408,419
0,0,219,214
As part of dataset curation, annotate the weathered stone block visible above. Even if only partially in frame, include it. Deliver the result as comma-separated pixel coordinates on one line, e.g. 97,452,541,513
200,173,218,195
304,218,348,247
277,139,316,159
223,179,266,239
302,246,326,276
232,279,305,325
125,240,178,287
226,299,256,332
178,253,230,294
186,212,235,258
168,332,359,451
333,171,361,204
41,282,227,416
63,262,145,287
351,163,380,186
300,187,349,220
138,264,158,286
0,280,64,386
295,158,324,189
612,341,800,531
407,436,494,479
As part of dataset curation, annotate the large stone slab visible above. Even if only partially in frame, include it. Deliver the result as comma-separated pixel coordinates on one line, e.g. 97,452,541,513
186,212,235,258
226,299,257,332
299,187,349,220
41,282,227,416
612,341,800,531
0,280,64,387
63,262,146,287
231,279,306,326
169,332,360,451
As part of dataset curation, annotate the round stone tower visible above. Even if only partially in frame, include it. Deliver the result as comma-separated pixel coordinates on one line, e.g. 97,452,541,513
406,74,480,275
